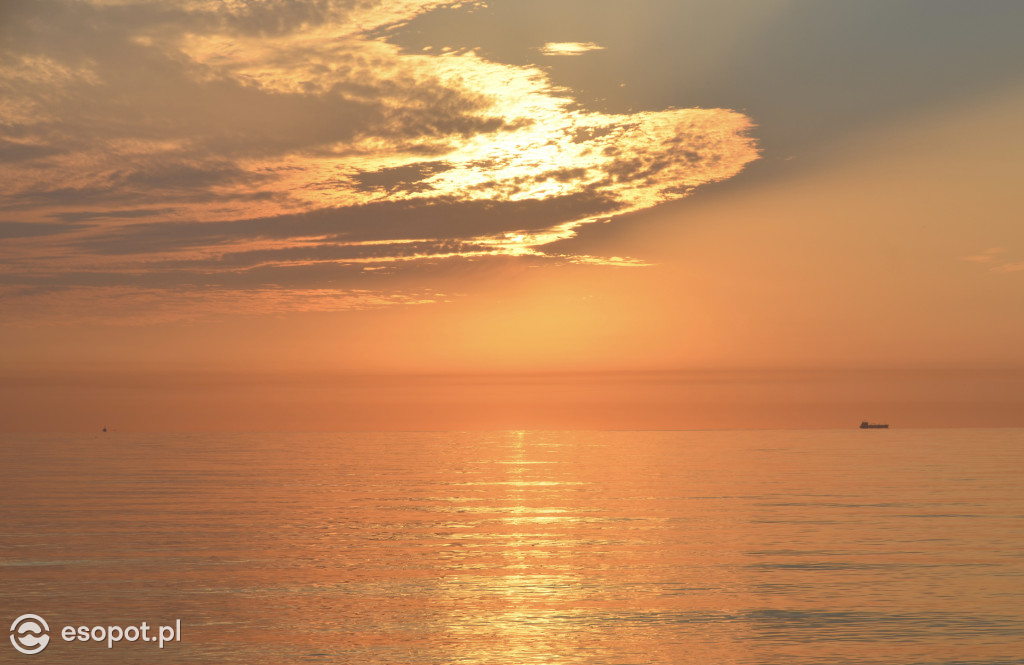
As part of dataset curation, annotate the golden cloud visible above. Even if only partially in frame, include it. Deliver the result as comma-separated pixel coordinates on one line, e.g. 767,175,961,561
0,0,758,316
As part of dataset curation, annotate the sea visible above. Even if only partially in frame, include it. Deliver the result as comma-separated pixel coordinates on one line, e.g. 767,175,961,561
2,429,1022,664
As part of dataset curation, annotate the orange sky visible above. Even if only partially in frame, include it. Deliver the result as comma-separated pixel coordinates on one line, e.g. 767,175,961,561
2,1,1023,431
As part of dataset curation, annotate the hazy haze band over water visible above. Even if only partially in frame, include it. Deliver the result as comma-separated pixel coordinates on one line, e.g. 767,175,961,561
2,429,1023,664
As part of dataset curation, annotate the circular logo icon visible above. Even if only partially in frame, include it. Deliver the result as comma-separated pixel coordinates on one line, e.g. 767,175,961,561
10,614,50,655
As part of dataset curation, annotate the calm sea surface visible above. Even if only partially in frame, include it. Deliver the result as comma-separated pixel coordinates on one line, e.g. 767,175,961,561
2,429,1022,664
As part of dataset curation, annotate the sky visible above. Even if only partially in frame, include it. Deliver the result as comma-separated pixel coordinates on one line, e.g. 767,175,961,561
2,0,1023,431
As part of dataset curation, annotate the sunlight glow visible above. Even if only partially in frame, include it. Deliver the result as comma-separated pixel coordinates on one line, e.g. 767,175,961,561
540,42,607,56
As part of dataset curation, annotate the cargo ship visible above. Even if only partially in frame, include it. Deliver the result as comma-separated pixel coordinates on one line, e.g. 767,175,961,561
859,421,889,429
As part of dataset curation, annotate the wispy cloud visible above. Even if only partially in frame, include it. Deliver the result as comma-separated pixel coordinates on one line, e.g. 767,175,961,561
539,42,606,56
0,285,445,326
962,247,1024,273
961,247,1007,263
0,0,757,319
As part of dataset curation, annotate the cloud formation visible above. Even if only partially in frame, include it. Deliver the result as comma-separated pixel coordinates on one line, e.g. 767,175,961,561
0,0,757,321
539,42,606,56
